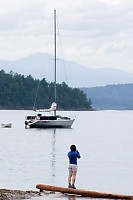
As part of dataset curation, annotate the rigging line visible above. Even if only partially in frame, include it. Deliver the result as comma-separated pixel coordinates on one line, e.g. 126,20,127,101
57,21,68,85
33,80,40,111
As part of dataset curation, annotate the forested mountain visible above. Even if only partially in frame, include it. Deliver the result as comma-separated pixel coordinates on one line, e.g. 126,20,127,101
81,84,133,110
0,70,92,110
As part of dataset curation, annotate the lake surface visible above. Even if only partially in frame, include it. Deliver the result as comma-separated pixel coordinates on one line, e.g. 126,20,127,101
0,110,133,200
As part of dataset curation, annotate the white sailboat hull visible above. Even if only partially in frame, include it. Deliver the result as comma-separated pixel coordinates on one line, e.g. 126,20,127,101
28,119,75,128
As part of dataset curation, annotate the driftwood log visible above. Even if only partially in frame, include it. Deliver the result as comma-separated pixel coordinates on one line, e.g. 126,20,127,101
36,184,133,199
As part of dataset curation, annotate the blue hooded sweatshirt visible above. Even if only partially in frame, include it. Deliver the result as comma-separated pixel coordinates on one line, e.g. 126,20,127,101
68,151,81,165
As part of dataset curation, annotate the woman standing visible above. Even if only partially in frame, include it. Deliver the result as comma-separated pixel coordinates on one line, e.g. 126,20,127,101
68,145,81,189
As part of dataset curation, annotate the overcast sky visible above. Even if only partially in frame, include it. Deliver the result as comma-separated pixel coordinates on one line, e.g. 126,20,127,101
0,0,133,73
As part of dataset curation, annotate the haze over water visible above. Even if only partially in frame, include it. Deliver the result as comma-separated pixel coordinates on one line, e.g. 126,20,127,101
0,110,133,200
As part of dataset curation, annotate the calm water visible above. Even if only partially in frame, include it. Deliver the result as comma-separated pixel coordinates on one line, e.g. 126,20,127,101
0,110,133,200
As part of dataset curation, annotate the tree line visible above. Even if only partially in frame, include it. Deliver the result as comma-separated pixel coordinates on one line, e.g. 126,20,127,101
0,70,92,110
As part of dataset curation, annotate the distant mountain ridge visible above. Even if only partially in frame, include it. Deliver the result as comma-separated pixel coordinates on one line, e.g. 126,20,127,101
0,53,133,87
81,83,133,110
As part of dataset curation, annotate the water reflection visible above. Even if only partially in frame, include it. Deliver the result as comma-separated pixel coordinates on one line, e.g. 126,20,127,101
51,129,56,185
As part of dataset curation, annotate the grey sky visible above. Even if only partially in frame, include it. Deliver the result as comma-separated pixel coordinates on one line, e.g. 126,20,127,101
0,0,133,73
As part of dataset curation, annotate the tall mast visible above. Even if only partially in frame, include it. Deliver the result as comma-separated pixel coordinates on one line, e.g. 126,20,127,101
54,10,56,116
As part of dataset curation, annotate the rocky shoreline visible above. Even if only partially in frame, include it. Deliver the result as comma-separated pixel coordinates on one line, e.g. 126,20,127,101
0,189,41,200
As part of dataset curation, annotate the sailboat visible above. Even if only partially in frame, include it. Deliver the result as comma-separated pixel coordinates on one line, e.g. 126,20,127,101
25,10,75,128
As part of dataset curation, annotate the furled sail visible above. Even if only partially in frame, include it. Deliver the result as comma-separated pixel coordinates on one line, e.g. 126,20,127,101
35,102,57,112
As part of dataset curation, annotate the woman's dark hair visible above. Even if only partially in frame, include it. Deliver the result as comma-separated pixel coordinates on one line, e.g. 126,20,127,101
70,145,76,152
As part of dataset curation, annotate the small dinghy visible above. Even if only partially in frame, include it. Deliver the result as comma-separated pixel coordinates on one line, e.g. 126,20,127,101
1,123,12,128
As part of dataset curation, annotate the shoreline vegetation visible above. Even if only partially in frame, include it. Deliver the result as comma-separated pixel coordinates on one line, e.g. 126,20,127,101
0,70,92,111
